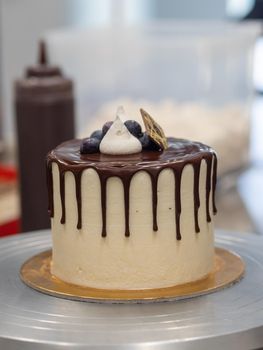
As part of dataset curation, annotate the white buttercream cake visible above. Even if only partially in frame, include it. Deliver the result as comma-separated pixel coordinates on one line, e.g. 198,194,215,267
46,108,217,290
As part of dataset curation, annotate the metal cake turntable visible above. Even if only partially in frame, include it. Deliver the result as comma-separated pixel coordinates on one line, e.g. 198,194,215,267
0,230,263,349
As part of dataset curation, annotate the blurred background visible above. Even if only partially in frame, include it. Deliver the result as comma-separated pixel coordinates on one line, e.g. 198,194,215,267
0,0,263,236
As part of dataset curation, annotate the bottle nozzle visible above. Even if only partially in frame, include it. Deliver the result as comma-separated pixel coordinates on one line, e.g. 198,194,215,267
25,40,61,77
38,40,48,65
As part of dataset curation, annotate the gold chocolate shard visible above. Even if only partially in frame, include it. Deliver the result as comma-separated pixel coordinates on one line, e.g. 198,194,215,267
140,108,168,150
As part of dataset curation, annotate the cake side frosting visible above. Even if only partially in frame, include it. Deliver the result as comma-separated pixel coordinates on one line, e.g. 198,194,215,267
47,137,217,240
49,157,215,289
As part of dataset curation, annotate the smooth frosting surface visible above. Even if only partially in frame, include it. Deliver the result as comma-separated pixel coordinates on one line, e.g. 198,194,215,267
50,161,214,289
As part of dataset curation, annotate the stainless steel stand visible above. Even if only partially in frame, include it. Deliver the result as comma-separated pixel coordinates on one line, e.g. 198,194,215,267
0,230,262,349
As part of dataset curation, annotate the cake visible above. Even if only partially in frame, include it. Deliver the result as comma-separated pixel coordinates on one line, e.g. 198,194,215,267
46,107,217,290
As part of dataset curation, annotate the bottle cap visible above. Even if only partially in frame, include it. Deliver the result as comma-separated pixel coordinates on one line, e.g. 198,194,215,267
15,40,73,100
25,41,62,78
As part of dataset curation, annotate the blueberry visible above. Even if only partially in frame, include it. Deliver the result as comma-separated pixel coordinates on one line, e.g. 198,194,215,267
139,133,161,151
80,137,100,154
90,129,103,141
124,120,142,138
102,121,113,136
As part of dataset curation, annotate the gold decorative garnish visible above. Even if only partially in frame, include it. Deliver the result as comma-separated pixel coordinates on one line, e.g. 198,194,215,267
140,108,168,150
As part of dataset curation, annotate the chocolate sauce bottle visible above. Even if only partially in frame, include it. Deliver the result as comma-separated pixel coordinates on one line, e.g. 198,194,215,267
15,41,75,232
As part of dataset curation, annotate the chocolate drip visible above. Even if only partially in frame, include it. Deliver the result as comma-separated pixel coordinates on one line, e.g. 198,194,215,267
46,138,217,239
99,174,108,237
212,155,218,214
173,167,183,240
59,171,66,224
47,162,54,217
122,176,132,237
193,160,201,233
205,155,212,222
149,171,160,232
74,171,82,229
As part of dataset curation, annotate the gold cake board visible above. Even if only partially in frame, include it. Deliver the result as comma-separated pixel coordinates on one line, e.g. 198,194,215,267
20,247,245,303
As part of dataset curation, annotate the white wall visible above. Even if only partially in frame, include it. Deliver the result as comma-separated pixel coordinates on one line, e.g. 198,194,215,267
0,0,226,145
0,0,74,144
153,0,226,19
0,0,152,144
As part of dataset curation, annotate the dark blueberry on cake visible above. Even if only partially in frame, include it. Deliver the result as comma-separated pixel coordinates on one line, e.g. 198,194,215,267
124,120,142,138
90,129,103,141
80,137,100,154
102,121,113,136
139,133,161,151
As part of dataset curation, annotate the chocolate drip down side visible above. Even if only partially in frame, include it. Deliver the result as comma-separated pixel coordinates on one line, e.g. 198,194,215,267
205,157,212,223
149,170,161,232
193,160,201,233
212,156,218,214
74,171,82,230
47,162,54,217
46,138,217,240
59,172,66,225
173,167,183,240
98,173,107,237
122,176,132,237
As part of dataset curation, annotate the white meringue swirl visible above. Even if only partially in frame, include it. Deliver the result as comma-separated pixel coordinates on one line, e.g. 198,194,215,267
99,108,142,155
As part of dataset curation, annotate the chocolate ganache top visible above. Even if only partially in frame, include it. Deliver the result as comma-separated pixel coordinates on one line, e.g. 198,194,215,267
48,137,213,168
47,137,217,239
